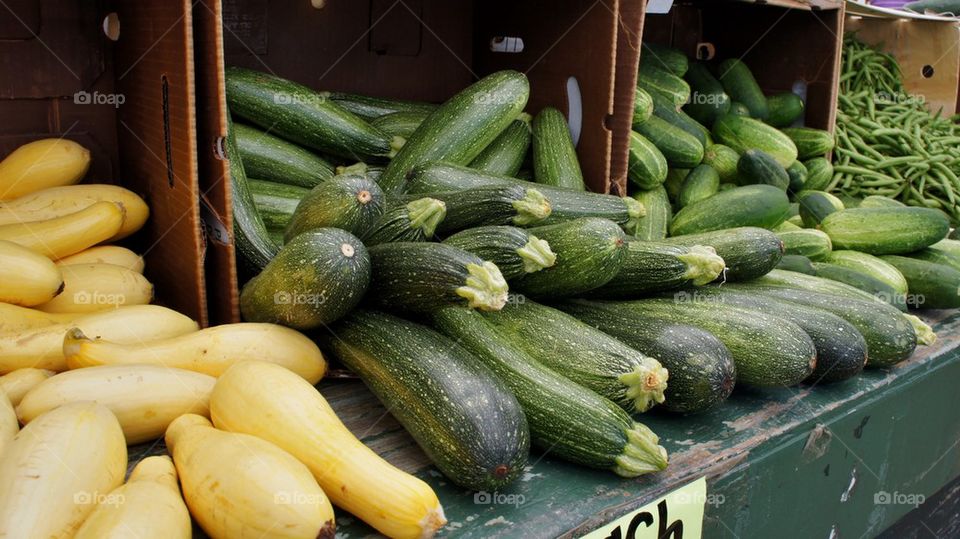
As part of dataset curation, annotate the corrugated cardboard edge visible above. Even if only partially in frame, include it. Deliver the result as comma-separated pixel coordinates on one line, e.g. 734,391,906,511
610,0,645,196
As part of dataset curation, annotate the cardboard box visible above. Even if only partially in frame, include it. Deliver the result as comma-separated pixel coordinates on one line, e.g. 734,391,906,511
194,0,644,324
0,0,208,324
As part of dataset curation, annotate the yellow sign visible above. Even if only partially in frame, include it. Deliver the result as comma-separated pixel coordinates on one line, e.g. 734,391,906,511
578,477,708,539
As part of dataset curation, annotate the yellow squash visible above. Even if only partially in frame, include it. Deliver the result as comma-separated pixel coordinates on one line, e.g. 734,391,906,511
0,139,90,200
18,364,215,444
0,402,127,538
0,368,55,405
0,392,16,459
58,245,145,273
0,302,83,333
35,263,153,313
73,456,191,539
63,322,326,383
166,414,336,539
0,240,64,306
0,200,124,259
0,184,149,240
211,361,446,539
0,304,198,373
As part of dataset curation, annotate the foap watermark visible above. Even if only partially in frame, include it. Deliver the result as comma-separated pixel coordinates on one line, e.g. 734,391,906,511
874,490,925,508
274,491,328,506
673,290,724,305
474,491,526,507
272,91,327,106
687,91,728,106
473,90,526,107
74,90,125,108
74,490,125,507
274,290,327,306
873,91,926,107
673,490,726,507
505,293,527,306
876,291,926,308
73,290,127,307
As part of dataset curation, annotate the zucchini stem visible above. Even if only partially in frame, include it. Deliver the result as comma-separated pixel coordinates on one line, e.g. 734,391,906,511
336,162,368,176
511,188,552,226
905,314,936,345
619,361,669,413
456,262,509,311
388,135,406,158
406,198,447,240
516,235,557,274
623,196,646,236
613,423,669,477
679,245,727,286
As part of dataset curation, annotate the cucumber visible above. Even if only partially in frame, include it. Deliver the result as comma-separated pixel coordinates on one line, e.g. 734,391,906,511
755,269,885,303
728,102,751,117
737,149,789,190
633,87,654,125
717,59,769,120
777,254,816,274
226,111,279,271
249,179,308,232
327,310,529,490
812,262,908,311
781,127,835,160
370,109,430,138
405,162,645,233
880,256,960,309
683,63,731,127
361,197,446,246
765,92,804,128
678,164,720,207
327,92,437,120
911,247,960,273
366,242,508,313
480,301,668,413
432,307,668,476
788,202,801,217
712,114,798,167
284,175,386,242
532,107,585,190
378,71,529,194
558,300,735,414
634,114,704,168
442,226,556,280
920,238,960,269
797,190,844,227
786,160,808,193
669,184,790,235
592,241,725,297
240,228,369,329
824,250,909,295
468,114,532,177
632,187,672,241
836,195,863,209
777,228,832,260
663,168,689,202
233,123,335,188
649,91,712,147
803,157,834,191
666,227,784,281
419,184,551,233
225,67,397,160
641,42,689,76
510,218,627,297
637,63,691,108
596,298,815,387
627,131,669,190
820,207,950,255
859,195,906,209
774,220,803,232
702,144,740,182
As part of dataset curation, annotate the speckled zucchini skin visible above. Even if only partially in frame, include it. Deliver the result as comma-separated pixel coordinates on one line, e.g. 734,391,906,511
327,92,437,120
666,227,784,282
233,123,334,188
632,187,671,241
469,116,531,177
532,107,585,190
442,226,555,280
284,175,386,241
592,241,724,297
227,111,278,271
370,110,430,138
415,184,551,234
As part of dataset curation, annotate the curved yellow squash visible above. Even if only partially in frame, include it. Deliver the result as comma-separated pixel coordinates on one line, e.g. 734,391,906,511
0,368,55,405
0,402,126,538
0,392,16,459
0,139,90,200
0,184,149,240
211,361,446,539
63,322,326,383
58,245,144,273
0,201,124,260
0,302,85,333
35,263,153,313
0,304,198,373
18,365,215,444
166,414,336,539
73,456,191,539
0,240,64,306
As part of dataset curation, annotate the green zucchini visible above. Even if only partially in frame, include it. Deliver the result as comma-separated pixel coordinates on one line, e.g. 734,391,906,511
370,109,430,138
367,242,508,313
683,63,731,127
249,179,308,232
666,227,784,281
781,127,835,160
327,310,529,490
627,131,669,190
880,256,960,309
859,195,906,209
776,228,832,260
678,164,720,207
803,157,834,191
481,301,668,413
361,197,446,246
432,307,668,476
728,101,752,117
633,87,654,126
716,59,768,120
225,67,398,160
649,91,711,148
592,242,725,297
233,123,335,188
637,63,691,108
378,71,529,194
634,114,704,168
226,111,279,271
712,114,798,167
811,262,908,311
765,92,804,128
702,144,740,182
284,175,386,242
632,187,672,241
820,207,950,255
419,184,551,233
670,184,790,235
737,149,789,190
442,226,556,280
532,107,585,190
559,300,735,414
786,160,808,193
327,92,437,120
797,190,845,228
824,250,909,295
641,42,689,76
468,114,532,177
239,228,369,329
777,254,816,274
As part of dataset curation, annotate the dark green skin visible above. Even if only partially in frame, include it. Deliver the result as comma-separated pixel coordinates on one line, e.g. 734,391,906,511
803,157,834,191
683,63,731,127
678,164,720,207
777,254,815,274
781,127,835,160
432,306,636,469
233,123,334,188
798,191,842,228
249,179,308,232
415,184,548,234
284,175,386,242
632,186,671,241
240,228,370,329
225,67,393,160
880,256,960,309
327,310,529,491
560,300,735,413
786,160,808,193
777,229,832,260
532,107,585,191
765,92,805,128
361,199,441,246
328,92,437,120
669,184,790,236
592,242,714,297
370,110,430,138
755,269,882,303
717,59,768,120
512,218,626,297
226,111,279,271
469,118,531,177
650,92,711,148
442,226,541,280
633,114,704,168
737,149,789,190
728,102,751,117
641,42,689,76
912,246,960,272
812,262,908,311
666,227,784,281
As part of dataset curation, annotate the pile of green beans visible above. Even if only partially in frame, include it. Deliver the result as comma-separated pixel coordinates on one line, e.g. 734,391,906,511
833,34,960,222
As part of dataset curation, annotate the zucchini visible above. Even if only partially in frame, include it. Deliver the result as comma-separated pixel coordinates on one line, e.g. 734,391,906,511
879,256,960,309
824,250,909,295
716,59,768,120
859,195,905,209
678,164,720,207
756,269,883,302
632,186,672,241
559,300,734,413
633,115,704,168
361,197,446,246
737,149,789,190
637,63,691,108
367,242,508,312
480,301,668,413
433,307,669,476
777,254,816,274
811,262,908,311
820,207,949,255
233,123,335,188
702,144,739,182
225,67,397,160
226,111,279,271
595,297,815,387
776,228,832,260
627,131,669,190
379,70,529,194
284,175,386,242
532,107,585,190
786,160,808,193
592,242,725,297
712,114,798,167
797,190,844,227
468,114,532,177
327,310,529,490
442,226,556,280
803,157,834,191
669,184,790,236
641,42,689,76
666,227,784,281
327,92,436,120
683,63,731,127
240,228,369,329
728,101,751,117
249,179,308,232
765,92,804,128
370,110,430,138
511,218,627,297
420,185,551,234
781,127,835,160
633,87,654,125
